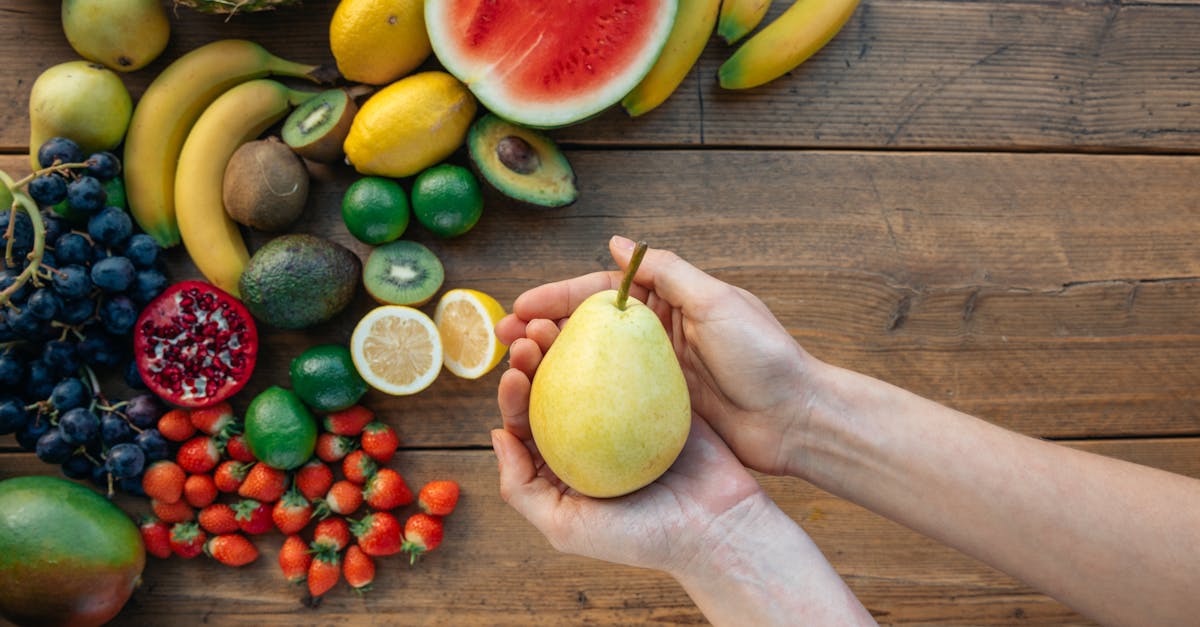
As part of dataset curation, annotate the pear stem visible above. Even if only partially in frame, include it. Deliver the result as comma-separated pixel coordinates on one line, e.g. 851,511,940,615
616,241,648,311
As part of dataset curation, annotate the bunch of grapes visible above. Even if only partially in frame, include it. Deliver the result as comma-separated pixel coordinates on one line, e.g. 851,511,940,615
0,137,170,495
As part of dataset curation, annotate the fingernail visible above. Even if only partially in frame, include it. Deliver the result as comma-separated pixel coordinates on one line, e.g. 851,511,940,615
611,235,635,251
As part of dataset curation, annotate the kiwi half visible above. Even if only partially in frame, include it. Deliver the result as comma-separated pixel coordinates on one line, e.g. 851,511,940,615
363,240,444,306
281,88,359,163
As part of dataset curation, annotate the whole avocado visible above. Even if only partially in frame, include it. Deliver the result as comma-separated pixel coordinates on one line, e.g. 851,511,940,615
0,476,145,627
239,234,361,329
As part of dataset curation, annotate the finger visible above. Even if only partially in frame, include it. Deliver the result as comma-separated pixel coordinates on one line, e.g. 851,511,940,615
525,318,560,355
492,429,562,533
497,368,534,439
609,235,728,315
495,313,528,346
506,338,543,382
512,271,653,322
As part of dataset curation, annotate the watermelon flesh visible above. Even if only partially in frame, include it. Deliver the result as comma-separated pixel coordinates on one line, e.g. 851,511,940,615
427,0,677,128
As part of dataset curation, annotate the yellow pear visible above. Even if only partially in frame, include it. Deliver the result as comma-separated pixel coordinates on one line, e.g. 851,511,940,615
28,61,132,169
61,0,170,72
529,243,691,498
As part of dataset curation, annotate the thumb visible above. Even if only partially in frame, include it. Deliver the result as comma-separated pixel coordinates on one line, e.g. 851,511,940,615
609,235,728,313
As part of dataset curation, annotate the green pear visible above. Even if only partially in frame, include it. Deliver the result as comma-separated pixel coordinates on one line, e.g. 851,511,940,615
529,243,691,498
28,61,132,169
61,0,170,72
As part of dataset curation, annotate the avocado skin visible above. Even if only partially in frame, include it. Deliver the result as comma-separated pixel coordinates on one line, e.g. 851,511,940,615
239,234,361,329
467,114,578,209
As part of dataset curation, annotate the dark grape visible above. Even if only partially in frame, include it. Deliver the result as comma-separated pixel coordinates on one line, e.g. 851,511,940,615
58,297,95,325
37,137,84,168
59,407,99,445
116,476,147,497
84,152,122,181
26,288,62,320
28,174,68,206
54,232,91,266
105,442,145,479
0,269,29,302
0,397,27,435
90,463,110,488
134,428,169,462
66,176,106,214
78,329,122,367
25,361,56,400
124,359,147,391
40,250,58,269
100,411,133,445
52,264,92,299
91,256,135,293
42,339,81,376
88,207,133,247
62,453,96,480
0,210,34,258
124,393,160,427
8,308,48,338
16,415,50,451
130,268,167,304
50,377,90,411
0,310,13,343
100,295,137,334
124,234,160,269
41,211,67,246
36,429,75,464
0,351,24,387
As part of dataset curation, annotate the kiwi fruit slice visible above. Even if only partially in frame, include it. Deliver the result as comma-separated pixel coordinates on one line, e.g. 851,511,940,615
363,240,444,306
281,88,360,163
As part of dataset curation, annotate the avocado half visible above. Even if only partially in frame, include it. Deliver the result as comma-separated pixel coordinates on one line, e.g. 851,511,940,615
467,114,578,209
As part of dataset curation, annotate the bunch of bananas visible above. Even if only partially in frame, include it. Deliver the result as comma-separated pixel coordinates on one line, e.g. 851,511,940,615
623,0,861,116
123,40,335,296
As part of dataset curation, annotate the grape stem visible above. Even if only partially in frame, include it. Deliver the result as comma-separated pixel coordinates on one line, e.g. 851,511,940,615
0,170,47,303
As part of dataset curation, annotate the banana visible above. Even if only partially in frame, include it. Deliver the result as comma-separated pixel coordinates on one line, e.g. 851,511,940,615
718,0,860,90
174,79,315,297
622,0,722,117
717,0,772,45
124,39,334,247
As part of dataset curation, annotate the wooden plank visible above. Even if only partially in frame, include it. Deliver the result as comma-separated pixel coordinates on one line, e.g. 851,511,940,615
3,0,1200,152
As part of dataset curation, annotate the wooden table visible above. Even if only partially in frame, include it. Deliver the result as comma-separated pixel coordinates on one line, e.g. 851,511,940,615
3,1,1199,624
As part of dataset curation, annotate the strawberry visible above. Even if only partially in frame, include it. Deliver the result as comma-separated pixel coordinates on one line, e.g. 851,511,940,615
198,503,240,535
402,513,444,564
278,534,311,585
307,551,341,601
318,480,362,517
233,499,274,535
364,468,413,511
311,516,351,553
157,408,196,442
142,460,186,503
272,488,313,535
343,545,375,594
177,435,221,474
323,405,374,437
350,512,403,556
315,433,356,463
139,516,172,559
341,450,377,485
238,463,287,503
204,533,259,567
189,402,234,436
224,433,256,463
418,480,460,516
295,459,334,502
169,522,206,559
359,422,399,464
213,460,251,493
152,498,195,524
183,473,218,508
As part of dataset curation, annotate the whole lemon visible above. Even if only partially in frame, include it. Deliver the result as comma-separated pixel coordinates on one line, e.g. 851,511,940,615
330,0,431,85
344,71,476,178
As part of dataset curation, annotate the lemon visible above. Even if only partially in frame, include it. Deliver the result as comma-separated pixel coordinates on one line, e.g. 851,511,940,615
351,305,443,395
329,0,430,85
434,288,509,379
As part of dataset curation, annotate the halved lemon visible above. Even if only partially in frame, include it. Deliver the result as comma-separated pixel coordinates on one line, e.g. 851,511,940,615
351,305,442,395
434,288,508,379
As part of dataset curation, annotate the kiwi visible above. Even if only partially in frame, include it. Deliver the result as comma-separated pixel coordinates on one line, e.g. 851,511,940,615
223,137,309,232
363,240,444,306
281,88,359,163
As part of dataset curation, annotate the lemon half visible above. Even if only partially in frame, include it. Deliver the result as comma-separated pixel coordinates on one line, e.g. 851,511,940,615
434,288,508,379
351,305,442,395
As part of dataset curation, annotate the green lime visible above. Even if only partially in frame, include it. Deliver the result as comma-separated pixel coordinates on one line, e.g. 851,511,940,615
244,386,318,470
290,344,368,412
411,164,483,238
342,177,409,245
103,177,126,210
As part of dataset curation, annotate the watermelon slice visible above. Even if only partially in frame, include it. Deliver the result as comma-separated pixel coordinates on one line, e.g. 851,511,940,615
426,0,678,128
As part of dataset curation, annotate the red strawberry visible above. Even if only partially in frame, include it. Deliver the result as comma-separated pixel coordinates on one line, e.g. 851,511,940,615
177,435,221,474
307,551,341,601
364,468,413,511
418,480,460,516
204,533,259,567
157,408,196,442
198,503,240,535
224,433,255,463
238,463,287,503
315,433,356,463
279,534,311,585
350,512,403,557
142,460,186,503
341,450,377,485
311,516,351,553
139,516,172,559
323,405,374,436
169,522,206,559
183,473,218,508
295,459,334,502
189,402,234,436
359,422,399,464
402,513,444,564
233,499,274,535
343,545,375,594
213,460,250,493
319,480,362,517
272,488,313,535
152,498,195,524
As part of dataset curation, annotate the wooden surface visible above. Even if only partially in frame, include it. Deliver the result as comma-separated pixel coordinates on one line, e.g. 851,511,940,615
2,0,1199,624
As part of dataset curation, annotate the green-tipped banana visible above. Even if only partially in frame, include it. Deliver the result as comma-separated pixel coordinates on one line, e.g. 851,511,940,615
175,80,315,297
717,0,772,45
622,0,721,117
124,39,335,247
718,0,859,90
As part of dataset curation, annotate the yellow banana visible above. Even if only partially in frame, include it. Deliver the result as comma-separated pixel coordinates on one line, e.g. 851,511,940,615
717,0,772,45
622,0,722,117
718,0,860,90
124,39,334,247
175,79,315,297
